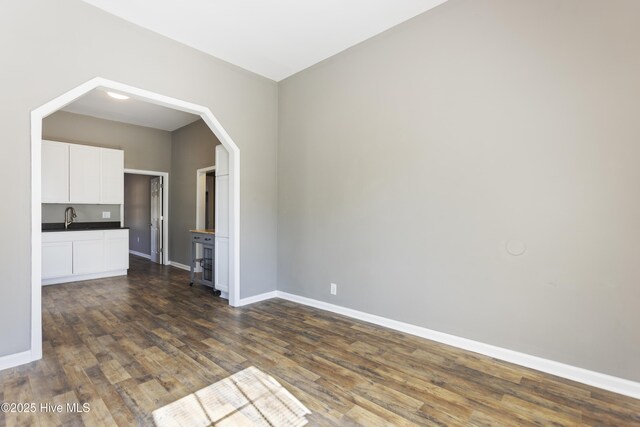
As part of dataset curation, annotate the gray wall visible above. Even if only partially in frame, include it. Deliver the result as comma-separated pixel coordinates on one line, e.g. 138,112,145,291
42,204,121,223
43,111,172,172
278,0,640,381
124,174,152,255
170,120,218,265
0,0,278,357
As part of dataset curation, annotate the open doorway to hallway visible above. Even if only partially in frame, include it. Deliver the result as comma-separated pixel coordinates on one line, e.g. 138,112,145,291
124,172,165,264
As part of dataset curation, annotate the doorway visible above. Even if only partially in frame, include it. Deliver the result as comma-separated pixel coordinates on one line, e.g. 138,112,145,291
150,176,163,264
196,165,216,232
205,172,215,230
124,170,169,265
194,166,216,272
30,77,241,365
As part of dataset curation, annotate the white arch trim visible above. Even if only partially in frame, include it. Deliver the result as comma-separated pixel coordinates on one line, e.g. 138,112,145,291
29,77,241,361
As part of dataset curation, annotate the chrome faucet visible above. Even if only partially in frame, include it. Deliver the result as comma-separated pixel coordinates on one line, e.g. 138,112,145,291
64,207,77,229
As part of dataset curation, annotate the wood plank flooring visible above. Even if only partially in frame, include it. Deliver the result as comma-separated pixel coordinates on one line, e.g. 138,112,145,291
1,255,638,426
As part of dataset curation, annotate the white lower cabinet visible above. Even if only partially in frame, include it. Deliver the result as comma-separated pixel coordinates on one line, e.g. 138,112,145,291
42,242,72,278
73,238,105,275
42,229,129,285
105,230,129,271
214,236,229,293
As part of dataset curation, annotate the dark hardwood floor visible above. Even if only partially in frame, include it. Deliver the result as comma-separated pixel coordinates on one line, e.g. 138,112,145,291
1,255,638,426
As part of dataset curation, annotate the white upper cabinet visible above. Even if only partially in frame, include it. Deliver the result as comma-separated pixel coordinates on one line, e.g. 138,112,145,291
42,140,70,203
42,141,124,204
215,144,230,238
101,148,124,204
215,144,229,176
215,174,229,238
69,144,101,204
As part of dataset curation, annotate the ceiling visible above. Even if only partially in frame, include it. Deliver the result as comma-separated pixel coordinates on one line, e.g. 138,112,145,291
80,0,449,81
62,89,200,131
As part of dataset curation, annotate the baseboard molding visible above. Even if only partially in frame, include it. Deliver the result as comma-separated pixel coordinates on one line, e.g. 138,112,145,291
237,291,278,307
168,261,190,271
129,250,150,259
42,270,128,286
274,291,640,400
0,350,33,372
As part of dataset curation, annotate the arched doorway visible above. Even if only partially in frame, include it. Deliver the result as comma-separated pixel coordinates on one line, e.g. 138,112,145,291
29,77,241,362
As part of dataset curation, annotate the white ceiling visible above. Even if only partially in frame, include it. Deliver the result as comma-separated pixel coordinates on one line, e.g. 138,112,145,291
81,0,449,81
62,89,200,131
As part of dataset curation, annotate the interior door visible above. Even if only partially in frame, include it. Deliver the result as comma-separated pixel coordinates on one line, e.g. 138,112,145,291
150,176,163,264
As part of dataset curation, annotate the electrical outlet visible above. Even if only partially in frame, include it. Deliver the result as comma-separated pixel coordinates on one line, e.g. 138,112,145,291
137,237,140,243
330,283,337,295
102,211,111,219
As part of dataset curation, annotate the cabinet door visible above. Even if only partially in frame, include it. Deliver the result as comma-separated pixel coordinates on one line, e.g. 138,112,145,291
73,239,105,274
214,236,229,293
42,140,69,203
215,144,229,176
101,148,124,204
42,242,73,279
69,144,101,203
105,230,129,271
215,174,229,238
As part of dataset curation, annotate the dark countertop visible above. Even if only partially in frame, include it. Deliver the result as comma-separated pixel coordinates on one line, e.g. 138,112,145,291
42,222,129,232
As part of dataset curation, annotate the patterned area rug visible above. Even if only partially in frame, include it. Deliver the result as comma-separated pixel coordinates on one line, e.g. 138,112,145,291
153,366,311,426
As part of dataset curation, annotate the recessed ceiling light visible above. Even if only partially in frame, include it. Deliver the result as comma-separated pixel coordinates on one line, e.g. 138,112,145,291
106,91,129,100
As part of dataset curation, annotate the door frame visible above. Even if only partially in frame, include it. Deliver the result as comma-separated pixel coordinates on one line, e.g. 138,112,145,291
30,77,242,362
124,169,170,265
196,165,216,231
195,165,216,273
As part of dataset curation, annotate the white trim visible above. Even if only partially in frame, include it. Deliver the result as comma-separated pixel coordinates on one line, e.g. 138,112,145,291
30,77,242,370
200,112,240,309
124,168,170,265
168,260,191,271
237,291,278,307
42,270,128,286
273,291,640,400
31,111,43,361
0,350,33,372
129,250,151,260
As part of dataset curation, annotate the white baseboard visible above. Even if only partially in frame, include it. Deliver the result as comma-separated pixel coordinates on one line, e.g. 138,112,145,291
42,270,128,286
168,261,190,271
129,250,150,259
274,291,640,400
0,350,33,372
237,291,278,307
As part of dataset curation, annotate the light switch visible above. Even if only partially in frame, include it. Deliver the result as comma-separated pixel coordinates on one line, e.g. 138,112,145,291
102,211,111,219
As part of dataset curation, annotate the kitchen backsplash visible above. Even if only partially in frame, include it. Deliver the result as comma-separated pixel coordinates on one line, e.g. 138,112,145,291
42,204,121,223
